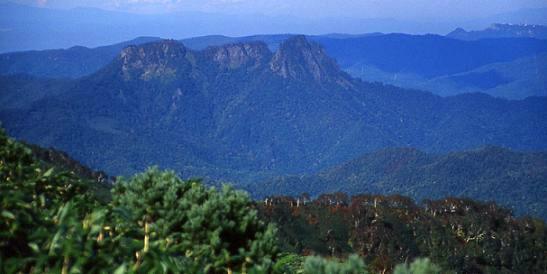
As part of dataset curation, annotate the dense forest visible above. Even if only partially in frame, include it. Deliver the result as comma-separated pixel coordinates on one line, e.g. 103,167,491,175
1,128,545,273
250,147,547,219
259,194,546,273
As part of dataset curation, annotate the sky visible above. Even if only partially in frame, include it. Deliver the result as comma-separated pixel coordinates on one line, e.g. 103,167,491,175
1,0,547,52
11,0,547,20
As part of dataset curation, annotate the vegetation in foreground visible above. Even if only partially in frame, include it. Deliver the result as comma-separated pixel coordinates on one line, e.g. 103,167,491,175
1,127,277,273
1,128,544,273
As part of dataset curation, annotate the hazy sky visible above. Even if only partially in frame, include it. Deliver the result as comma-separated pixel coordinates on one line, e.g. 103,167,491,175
2,0,547,52
12,0,547,20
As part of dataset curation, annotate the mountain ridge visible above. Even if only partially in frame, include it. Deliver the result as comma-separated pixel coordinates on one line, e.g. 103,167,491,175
447,23,547,40
1,36,546,181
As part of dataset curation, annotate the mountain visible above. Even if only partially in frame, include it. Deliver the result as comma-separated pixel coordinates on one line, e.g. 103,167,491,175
313,33,547,99
3,32,546,99
314,34,547,79
447,24,547,40
1,36,546,181
0,36,161,78
250,147,547,219
185,33,547,99
347,52,547,99
425,53,547,99
181,33,547,80
471,8,547,30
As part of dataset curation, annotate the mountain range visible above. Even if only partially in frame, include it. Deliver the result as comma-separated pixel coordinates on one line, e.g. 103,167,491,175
1,36,546,176
1,32,546,99
447,23,547,40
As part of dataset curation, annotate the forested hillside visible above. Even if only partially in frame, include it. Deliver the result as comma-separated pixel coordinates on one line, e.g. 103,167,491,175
259,194,546,273
251,147,547,219
1,37,546,180
1,129,544,273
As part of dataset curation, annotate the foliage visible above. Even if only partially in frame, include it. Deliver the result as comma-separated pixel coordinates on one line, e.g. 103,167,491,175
393,258,441,274
111,167,278,273
0,127,104,272
259,194,546,274
302,254,367,274
273,253,306,273
0,129,277,273
1,128,545,273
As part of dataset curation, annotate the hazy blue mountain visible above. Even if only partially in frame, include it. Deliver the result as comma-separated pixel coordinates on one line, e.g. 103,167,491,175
3,32,546,82
250,146,547,219
0,36,160,78
134,33,547,101
313,34,547,78
473,8,547,28
1,36,546,181
181,33,547,81
447,24,547,40
346,52,547,99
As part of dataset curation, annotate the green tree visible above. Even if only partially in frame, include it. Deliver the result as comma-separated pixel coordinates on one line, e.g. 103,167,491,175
0,128,107,273
303,254,367,274
393,258,442,274
111,167,278,273
1,127,279,273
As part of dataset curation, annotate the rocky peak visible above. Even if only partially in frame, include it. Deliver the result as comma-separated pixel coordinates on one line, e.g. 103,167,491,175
269,35,343,83
206,42,272,69
118,40,189,81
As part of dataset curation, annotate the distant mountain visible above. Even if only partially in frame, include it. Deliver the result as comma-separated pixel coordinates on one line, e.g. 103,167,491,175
447,24,547,40
180,33,547,80
2,33,546,85
250,147,547,219
347,52,547,99
0,36,161,78
314,34,547,78
1,36,546,181
185,33,547,99
474,8,547,28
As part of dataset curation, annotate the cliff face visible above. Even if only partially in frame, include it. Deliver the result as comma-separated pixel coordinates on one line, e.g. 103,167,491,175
118,40,190,81
205,42,272,70
270,35,343,82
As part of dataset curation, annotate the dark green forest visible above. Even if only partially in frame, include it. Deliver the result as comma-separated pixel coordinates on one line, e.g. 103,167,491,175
1,129,545,273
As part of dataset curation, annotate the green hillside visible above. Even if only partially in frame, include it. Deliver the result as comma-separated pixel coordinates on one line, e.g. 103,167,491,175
251,147,547,219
